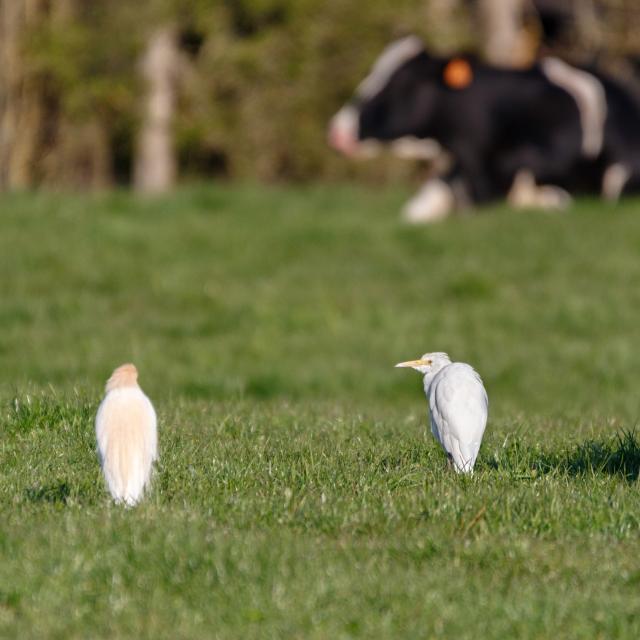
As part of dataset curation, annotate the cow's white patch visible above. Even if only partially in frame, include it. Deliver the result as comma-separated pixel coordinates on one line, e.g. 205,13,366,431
602,162,630,200
507,169,572,210
541,57,607,158
328,106,387,157
402,179,455,223
357,36,424,100
390,136,442,160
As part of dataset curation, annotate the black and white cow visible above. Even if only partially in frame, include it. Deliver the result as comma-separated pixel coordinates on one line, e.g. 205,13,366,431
329,36,640,222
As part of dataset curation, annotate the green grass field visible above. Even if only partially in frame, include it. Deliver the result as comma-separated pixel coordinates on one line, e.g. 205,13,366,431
1,185,640,638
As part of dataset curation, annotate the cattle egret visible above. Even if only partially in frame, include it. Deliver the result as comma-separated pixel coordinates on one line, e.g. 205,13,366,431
95,363,158,505
396,352,488,473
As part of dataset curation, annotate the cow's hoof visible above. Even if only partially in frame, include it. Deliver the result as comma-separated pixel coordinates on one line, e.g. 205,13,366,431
535,185,572,210
401,179,455,224
508,170,572,211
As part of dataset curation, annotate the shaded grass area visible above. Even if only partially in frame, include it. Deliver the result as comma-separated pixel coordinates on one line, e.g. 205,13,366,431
1,185,640,637
533,429,640,482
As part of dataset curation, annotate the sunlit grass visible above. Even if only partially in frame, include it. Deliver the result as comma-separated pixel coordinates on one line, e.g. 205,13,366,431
1,185,640,638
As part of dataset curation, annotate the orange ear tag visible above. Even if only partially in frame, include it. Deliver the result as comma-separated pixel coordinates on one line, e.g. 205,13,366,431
443,58,473,89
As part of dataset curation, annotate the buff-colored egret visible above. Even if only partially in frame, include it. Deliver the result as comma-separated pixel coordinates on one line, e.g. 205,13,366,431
95,363,158,505
395,352,488,473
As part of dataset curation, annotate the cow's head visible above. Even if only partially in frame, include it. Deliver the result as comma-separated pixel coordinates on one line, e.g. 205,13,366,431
329,36,452,159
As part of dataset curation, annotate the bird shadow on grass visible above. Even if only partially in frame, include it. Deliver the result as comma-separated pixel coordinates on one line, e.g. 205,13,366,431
488,430,640,483
24,481,71,504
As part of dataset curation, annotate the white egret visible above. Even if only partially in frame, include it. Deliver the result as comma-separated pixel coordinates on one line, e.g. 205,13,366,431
395,352,488,473
95,363,158,505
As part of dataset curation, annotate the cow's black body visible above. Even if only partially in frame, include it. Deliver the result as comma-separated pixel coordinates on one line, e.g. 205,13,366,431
358,55,588,201
596,72,640,190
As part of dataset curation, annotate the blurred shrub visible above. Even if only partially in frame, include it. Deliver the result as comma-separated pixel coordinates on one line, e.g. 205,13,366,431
8,0,472,187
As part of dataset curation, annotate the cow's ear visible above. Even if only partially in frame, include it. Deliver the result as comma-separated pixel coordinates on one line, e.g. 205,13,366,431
442,57,473,89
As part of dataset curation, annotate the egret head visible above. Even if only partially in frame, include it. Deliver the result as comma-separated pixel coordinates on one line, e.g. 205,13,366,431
395,352,451,374
106,363,139,392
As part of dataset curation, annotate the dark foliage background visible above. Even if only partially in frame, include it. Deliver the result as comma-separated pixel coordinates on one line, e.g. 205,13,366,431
1,0,640,189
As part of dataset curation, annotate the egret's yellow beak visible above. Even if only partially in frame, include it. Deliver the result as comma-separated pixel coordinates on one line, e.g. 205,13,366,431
395,359,429,368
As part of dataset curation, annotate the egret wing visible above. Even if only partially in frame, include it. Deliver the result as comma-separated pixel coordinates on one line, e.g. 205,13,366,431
428,363,488,472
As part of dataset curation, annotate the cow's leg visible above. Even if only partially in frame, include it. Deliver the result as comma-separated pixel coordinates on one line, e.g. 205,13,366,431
401,178,456,224
602,163,630,201
454,151,497,205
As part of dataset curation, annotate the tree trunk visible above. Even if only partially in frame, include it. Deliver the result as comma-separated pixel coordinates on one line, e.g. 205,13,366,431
0,0,48,190
0,0,108,191
134,27,179,194
478,0,533,68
